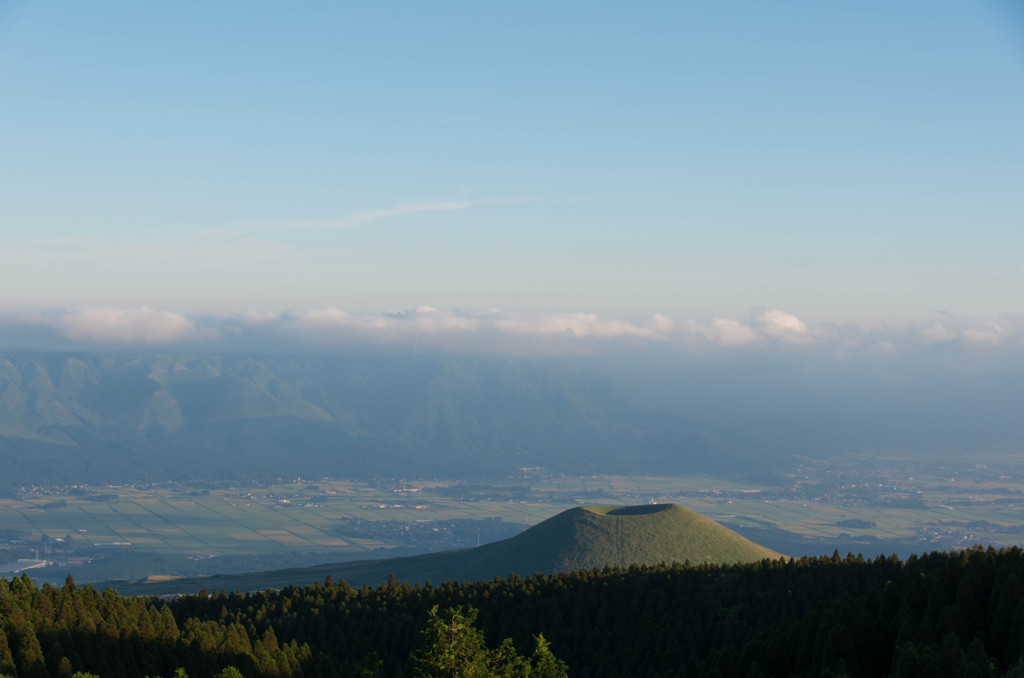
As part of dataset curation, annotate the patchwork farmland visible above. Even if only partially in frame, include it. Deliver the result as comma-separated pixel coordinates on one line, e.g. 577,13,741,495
4,450,1024,584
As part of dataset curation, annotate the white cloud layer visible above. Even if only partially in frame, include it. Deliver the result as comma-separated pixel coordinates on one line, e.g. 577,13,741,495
703,318,759,347
12,307,199,344
754,309,811,342
1,306,1023,358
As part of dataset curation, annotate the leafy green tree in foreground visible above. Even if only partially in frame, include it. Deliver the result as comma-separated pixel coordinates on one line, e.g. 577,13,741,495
407,606,567,678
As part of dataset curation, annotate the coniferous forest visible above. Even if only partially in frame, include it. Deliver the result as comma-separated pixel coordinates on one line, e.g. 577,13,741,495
2,548,1024,677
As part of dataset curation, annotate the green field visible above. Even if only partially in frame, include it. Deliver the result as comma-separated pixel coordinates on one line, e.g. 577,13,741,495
0,474,1011,554
3,479,586,559
4,449,1024,583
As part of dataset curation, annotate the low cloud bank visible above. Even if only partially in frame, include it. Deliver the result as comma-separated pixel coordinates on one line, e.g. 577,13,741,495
12,307,201,344
0,305,1022,359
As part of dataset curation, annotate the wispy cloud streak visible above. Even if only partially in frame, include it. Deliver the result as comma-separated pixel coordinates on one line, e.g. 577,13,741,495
201,197,536,238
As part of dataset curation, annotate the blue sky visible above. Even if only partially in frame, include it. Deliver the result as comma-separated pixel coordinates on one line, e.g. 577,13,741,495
1,1,1022,347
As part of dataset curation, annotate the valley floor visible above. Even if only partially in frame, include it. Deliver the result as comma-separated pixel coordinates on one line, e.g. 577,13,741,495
4,448,1024,584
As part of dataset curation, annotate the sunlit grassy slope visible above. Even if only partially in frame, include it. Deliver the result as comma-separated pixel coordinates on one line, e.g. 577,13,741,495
113,503,781,596
479,503,783,572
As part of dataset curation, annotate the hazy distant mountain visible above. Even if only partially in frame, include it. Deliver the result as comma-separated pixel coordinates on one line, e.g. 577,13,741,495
113,503,781,595
0,352,760,493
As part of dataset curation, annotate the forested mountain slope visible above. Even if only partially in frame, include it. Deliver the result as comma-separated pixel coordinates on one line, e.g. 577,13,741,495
0,352,760,493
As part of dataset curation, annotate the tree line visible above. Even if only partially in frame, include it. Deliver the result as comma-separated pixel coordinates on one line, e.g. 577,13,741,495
4,547,1024,676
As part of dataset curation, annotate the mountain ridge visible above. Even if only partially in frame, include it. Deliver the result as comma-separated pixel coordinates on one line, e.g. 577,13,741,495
0,351,770,492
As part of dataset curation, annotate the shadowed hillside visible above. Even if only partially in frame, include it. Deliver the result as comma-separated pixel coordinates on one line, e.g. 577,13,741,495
112,503,781,595
0,352,768,492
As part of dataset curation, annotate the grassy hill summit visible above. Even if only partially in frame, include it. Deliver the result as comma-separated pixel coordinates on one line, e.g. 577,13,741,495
112,503,781,596
474,503,782,573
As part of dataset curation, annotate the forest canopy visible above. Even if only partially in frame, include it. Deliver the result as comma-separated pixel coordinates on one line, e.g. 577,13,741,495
1,548,1022,676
